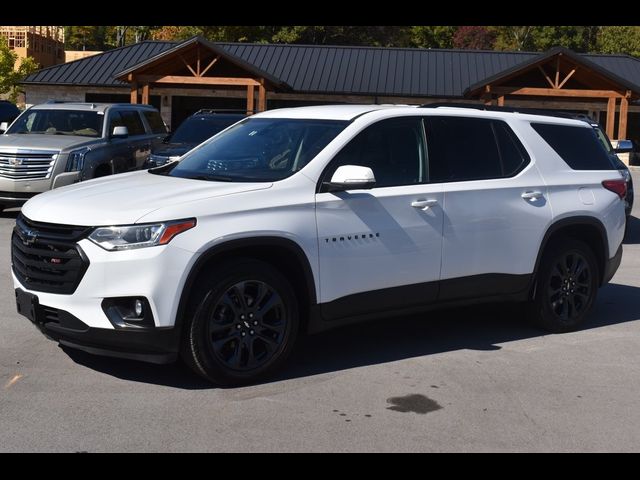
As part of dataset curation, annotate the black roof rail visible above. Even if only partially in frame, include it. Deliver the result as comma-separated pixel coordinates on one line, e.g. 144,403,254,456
194,109,250,115
420,102,597,123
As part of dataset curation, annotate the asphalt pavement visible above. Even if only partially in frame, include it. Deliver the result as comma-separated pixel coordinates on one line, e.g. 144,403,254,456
1,171,640,452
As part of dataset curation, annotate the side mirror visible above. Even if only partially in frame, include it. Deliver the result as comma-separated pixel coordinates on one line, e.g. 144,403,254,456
613,139,633,154
323,165,376,192
0,122,8,134
111,126,129,139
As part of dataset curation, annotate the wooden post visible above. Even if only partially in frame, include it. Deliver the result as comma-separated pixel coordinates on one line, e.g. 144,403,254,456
497,95,505,107
606,96,616,139
141,83,150,105
246,85,254,115
130,82,138,104
619,95,629,140
257,79,266,112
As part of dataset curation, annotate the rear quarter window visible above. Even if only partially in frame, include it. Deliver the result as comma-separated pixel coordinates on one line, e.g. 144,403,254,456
531,122,615,170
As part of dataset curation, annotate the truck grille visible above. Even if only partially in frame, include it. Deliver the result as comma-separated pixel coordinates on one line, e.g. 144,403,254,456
0,150,58,180
11,214,92,294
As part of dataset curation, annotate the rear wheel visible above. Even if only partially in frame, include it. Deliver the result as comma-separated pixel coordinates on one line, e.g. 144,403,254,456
181,258,299,386
529,238,599,333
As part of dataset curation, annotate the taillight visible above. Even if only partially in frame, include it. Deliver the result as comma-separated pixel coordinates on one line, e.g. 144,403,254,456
602,178,627,200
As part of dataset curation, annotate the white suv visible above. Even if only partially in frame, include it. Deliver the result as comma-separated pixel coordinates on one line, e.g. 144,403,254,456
12,105,627,385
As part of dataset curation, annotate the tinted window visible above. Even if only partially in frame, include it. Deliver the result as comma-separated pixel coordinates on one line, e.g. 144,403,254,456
531,123,615,170
426,117,502,182
162,118,347,182
493,121,529,176
171,115,244,144
142,110,167,134
119,110,146,136
322,117,426,189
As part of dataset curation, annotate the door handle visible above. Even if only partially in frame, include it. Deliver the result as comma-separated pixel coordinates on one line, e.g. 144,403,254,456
521,191,543,201
411,199,438,210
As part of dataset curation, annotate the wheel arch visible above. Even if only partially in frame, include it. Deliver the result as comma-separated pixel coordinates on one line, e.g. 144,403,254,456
174,236,318,335
533,216,609,288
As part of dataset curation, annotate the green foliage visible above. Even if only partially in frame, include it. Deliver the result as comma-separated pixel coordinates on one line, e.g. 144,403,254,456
59,26,640,58
597,26,640,56
409,26,456,48
0,42,39,102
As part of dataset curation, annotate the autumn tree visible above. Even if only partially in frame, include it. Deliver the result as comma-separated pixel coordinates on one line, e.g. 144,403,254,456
0,42,39,102
453,26,496,50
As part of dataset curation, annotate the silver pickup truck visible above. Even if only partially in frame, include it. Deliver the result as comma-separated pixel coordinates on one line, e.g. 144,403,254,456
0,102,167,211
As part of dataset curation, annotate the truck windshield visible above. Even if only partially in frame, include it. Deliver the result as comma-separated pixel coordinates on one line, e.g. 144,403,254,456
159,117,348,182
7,109,103,137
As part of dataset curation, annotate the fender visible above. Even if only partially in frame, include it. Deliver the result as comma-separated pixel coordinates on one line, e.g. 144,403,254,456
173,236,318,333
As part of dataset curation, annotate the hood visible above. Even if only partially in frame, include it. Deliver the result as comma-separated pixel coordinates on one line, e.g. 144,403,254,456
0,134,100,152
152,142,197,158
22,170,272,226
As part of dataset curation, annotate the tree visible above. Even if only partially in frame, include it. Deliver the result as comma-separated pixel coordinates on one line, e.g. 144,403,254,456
597,26,640,56
453,26,496,50
409,26,456,48
491,26,535,51
0,42,39,102
530,26,590,52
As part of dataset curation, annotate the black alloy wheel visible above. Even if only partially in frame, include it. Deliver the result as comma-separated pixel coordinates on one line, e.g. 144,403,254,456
182,258,299,386
530,238,599,333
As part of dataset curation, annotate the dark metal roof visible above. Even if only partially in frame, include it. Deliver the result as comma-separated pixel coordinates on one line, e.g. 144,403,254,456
115,36,290,90
23,40,640,98
23,41,177,86
464,46,640,96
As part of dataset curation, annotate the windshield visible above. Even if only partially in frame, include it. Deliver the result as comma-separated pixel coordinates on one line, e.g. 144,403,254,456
171,116,244,144
161,118,348,182
7,109,104,137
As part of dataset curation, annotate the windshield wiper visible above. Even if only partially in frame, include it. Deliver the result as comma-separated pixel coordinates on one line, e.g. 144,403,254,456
190,174,234,182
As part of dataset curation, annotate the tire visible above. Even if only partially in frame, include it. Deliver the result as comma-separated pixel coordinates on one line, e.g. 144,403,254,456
529,238,599,333
181,258,299,386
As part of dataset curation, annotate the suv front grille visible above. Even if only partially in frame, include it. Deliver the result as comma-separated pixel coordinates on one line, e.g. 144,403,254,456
11,214,92,294
0,150,58,180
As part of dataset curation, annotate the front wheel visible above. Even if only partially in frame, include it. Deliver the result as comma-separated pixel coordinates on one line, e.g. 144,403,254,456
181,258,299,386
529,238,599,333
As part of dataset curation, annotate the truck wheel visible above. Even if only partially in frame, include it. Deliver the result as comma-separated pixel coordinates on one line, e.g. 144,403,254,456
181,258,299,386
529,238,599,333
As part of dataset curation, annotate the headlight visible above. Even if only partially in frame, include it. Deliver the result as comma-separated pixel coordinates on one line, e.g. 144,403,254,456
66,147,90,172
88,219,196,251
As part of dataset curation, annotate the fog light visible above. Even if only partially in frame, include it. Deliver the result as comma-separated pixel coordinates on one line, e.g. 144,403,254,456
134,299,144,317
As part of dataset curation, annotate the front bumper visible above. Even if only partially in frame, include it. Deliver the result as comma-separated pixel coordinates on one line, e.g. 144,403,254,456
16,293,179,363
0,190,38,207
12,237,197,363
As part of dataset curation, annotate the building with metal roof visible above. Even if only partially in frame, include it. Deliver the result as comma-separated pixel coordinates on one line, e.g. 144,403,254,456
21,36,640,144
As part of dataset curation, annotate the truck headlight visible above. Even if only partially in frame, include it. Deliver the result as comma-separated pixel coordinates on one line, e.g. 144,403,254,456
88,219,196,251
66,147,90,172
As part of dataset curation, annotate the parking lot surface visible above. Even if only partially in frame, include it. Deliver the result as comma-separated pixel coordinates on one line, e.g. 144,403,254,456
1,171,640,452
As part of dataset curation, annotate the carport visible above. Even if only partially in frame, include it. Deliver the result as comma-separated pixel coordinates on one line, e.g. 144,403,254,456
465,47,640,140
115,37,289,117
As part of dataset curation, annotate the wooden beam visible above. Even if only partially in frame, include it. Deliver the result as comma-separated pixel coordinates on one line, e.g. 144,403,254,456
619,96,629,139
537,66,555,88
137,75,261,86
491,86,625,98
554,56,560,88
130,82,138,104
606,96,616,138
200,55,219,77
258,78,266,112
246,85,254,115
497,95,505,107
141,83,150,104
197,47,201,76
179,56,198,77
557,68,576,89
